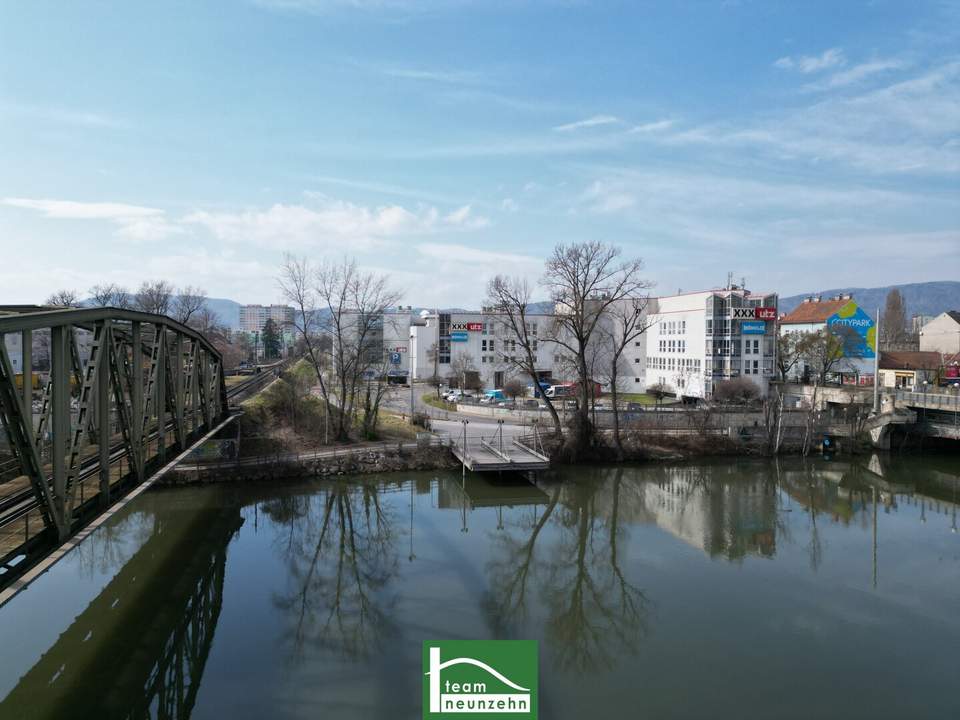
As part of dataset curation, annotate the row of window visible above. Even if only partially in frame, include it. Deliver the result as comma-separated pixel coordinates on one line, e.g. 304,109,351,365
658,319,687,336
658,339,686,353
647,357,702,372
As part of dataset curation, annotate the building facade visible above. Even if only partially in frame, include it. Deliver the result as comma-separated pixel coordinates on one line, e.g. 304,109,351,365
778,295,877,384
919,311,960,355
238,304,295,359
644,287,778,400
238,304,295,334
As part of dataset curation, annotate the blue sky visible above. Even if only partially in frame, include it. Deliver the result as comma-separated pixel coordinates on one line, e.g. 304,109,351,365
1,0,958,308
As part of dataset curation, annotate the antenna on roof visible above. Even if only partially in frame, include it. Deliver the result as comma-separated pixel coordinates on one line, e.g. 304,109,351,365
726,271,733,290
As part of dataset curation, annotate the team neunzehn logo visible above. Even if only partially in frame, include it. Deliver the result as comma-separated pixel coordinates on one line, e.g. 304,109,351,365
423,640,538,718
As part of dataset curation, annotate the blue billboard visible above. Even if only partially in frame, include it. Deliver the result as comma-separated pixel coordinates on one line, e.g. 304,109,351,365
450,331,468,342
826,301,876,359
741,321,766,335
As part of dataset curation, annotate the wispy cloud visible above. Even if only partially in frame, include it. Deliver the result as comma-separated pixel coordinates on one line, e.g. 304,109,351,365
183,195,489,251
804,58,907,91
380,66,485,84
2,198,160,219
3,102,127,129
553,115,620,132
628,119,673,133
775,48,846,73
2,197,180,241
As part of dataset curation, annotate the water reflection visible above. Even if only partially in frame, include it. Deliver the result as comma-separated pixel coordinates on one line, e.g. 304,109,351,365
0,455,957,719
267,480,400,663
0,491,242,720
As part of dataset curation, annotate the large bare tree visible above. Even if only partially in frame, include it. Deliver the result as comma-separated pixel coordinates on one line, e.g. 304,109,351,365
278,255,335,439
44,289,80,307
88,283,131,309
541,241,649,456
172,285,208,325
594,295,652,458
279,255,401,442
134,280,174,316
487,275,563,437
319,258,402,441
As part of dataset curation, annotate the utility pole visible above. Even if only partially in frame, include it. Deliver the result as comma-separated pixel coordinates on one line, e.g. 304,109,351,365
873,306,881,414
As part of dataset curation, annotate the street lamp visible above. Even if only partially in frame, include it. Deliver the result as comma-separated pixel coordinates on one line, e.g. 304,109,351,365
460,418,469,482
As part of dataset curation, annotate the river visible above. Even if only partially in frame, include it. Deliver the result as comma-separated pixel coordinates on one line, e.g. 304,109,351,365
0,455,957,719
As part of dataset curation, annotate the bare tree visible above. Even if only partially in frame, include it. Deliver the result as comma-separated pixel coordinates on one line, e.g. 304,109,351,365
172,285,208,325
776,331,803,382
595,296,653,458
278,255,335,439
880,289,907,350
45,289,79,307
487,276,563,437
319,259,402,440
134,280,174,316
88,283,131,308
449,352,478,392
502,377,526,403
189,304,221,335
541,241,649,456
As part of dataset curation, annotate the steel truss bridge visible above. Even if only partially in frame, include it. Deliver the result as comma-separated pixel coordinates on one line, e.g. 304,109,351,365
0,306,230,585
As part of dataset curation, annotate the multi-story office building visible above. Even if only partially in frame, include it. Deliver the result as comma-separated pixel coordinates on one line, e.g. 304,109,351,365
238,304,295,334
644,287,778,400
238,304,295,359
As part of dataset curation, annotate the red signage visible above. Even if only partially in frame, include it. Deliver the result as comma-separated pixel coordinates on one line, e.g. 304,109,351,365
755,307,776,320
466,322,483,331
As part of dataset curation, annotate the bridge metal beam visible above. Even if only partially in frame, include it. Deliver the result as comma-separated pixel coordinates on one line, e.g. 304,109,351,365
0,306,228,556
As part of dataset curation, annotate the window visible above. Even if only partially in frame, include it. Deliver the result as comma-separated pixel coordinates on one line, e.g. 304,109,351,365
635,377,641,383
634,357,640,364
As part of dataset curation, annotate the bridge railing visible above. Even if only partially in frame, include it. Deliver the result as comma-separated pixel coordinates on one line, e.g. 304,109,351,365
895,390,960,411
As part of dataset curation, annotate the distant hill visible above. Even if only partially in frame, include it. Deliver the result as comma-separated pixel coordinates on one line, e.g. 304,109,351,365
780,281,960,320
204,297,241,328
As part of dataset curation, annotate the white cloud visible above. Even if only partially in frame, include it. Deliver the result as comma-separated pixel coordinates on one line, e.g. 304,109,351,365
775,48,846,73
553,115,620,132
2,197,180,242
628,119,673,133
501,197,519,212
2,197,161,220
183,196,490,250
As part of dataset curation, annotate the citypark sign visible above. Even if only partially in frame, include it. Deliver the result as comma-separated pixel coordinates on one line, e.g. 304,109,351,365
826,300,876,359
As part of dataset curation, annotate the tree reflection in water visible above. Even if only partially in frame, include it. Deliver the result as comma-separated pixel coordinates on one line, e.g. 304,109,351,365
265,481,399,663
485,470,650,673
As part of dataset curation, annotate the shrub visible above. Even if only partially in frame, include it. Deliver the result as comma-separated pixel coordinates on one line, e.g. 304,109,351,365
712,377,761,405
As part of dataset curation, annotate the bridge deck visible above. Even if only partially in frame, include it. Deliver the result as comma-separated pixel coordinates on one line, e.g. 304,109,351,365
451,438,549,473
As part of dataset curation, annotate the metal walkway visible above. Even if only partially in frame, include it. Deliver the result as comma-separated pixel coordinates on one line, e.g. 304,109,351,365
450,422,550,473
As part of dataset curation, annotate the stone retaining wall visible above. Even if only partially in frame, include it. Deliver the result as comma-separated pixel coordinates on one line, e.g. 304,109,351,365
164,446,459,485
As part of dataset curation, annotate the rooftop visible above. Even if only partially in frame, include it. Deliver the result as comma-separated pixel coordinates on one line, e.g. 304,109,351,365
879,350,942,371
779,295,853,325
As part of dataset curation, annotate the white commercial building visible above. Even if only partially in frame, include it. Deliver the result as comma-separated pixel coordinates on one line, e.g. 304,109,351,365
345,304,648,394
644,287,779,400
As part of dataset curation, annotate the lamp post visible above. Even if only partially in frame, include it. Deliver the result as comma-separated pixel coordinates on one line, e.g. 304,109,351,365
461,418,469,481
